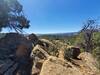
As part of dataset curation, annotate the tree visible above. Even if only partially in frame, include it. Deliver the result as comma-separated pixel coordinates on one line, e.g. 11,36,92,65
81,19,100,52
0,0,30,32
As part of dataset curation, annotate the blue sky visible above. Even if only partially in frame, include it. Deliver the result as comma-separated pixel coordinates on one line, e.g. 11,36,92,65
18,0,100,34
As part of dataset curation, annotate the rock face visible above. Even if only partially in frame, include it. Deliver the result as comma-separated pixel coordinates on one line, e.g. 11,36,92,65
0,33,34,75
40,53,100,75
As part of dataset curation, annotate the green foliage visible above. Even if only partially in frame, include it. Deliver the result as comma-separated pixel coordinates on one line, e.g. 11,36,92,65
92,32,100,69
64,47,73,60
0,0,30,32
74,32,100,69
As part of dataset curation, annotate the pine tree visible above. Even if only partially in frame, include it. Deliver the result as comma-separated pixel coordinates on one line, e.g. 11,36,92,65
0,0,30,32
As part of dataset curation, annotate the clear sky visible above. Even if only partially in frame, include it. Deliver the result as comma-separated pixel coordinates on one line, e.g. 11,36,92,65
18,0,100,34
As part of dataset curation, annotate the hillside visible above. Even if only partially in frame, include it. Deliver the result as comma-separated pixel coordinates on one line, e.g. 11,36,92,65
0,32,100,75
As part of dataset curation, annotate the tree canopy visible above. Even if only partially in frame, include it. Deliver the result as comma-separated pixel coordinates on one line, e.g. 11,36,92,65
80,19,100,52
0,0,30,32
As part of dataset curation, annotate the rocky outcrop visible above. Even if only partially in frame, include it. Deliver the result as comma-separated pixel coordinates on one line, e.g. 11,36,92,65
0,33,34,75
40,56,82,75
31,38,99,75
31,44,50,75
0,33,99,75
77,52,99,75
40,52,100,75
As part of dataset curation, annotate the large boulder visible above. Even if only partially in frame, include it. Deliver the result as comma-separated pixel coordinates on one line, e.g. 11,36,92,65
40,56,82,75
38,39,57,56
0,33,35,75
31,44,50,75
77,52,99,74
64,46,81,60
40,53,100,75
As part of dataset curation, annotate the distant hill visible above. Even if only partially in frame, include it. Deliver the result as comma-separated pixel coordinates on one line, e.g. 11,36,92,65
0,32,78,39
38,32,78,40
38,32,78,37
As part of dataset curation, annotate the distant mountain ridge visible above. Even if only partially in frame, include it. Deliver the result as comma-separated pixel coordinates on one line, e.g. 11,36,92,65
37,32,78,37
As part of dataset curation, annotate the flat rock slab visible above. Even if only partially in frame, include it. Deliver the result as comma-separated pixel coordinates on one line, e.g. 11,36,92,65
40,56,82,75
40,55,100,75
